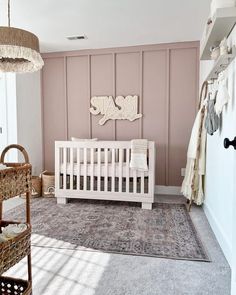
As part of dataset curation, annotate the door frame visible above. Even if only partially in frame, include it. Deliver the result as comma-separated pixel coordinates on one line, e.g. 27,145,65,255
0,74,8,153
0,73,17,161
232,155,236,294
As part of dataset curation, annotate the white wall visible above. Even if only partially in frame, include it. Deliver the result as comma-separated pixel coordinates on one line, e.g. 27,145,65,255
201,27,236,268
6,73,18,158
0,73,18,162
0,74,8,153
232,161,236,294
16,72,43,175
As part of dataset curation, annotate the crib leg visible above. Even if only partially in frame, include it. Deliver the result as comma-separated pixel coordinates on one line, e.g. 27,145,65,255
57,197,68,205
142,202,152,210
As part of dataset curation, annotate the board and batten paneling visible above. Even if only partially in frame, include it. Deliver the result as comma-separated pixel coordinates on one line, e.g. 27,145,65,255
115,52,141,140
142,50,168,185
90,54,114,140
67,56,90,139
42,42,199,186
42,57,66,171
169,47,199,186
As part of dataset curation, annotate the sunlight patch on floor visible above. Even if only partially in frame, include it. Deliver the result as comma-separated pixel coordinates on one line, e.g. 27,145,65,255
5,234,111,295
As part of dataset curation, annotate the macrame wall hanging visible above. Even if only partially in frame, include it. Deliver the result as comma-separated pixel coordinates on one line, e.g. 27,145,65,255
89,95,143,125
0,0,44,73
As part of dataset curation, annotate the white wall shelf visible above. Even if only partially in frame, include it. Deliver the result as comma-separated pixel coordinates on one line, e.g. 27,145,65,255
206,46,236,81
200,7,236,60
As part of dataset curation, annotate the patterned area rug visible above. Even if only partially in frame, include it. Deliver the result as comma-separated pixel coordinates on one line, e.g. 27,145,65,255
5,198,209,261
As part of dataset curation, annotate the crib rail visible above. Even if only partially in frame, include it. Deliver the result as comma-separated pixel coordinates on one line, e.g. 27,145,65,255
55,141,155,209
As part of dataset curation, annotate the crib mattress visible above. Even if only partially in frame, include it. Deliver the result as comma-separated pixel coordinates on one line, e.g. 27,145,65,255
60,163,149,178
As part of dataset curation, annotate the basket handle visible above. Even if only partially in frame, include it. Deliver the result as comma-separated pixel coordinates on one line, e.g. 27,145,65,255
39,170,48,178
0,144,29,164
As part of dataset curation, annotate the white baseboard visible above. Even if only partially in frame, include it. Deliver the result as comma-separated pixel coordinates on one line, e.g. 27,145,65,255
203,202,232,267
155,185,182,196
232,277,236,295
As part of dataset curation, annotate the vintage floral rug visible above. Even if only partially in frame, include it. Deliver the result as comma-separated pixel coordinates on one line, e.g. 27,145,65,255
5,198,209,261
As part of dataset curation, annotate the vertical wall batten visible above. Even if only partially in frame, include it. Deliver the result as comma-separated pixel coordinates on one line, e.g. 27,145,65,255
195,48,200,112
139,51,143,139
88,55,92,138
40,69,45,170
165,49,170,186
113,53,117,140
64,57,68,140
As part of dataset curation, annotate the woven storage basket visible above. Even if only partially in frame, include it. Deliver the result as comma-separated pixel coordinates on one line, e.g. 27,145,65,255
0,276,32,295
42,171,55,197
0,145,32,201
21,176,42,198
0,221,31,275
0,164,32,202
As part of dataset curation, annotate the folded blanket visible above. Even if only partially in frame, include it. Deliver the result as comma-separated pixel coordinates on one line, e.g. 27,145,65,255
0,164,7,170
0,223,27,243
130,139,148,171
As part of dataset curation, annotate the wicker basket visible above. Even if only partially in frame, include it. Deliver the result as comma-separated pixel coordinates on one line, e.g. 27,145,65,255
0,145,32,202
0,221,31,275
0,144,32,295
21,176,42,198
0,276,32,295
42,171,55,197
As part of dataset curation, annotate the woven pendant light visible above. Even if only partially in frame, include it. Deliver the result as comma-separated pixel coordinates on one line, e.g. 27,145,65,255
0,0,44,73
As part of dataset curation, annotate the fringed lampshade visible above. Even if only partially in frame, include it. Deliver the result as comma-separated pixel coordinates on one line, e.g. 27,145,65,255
0,1,44,73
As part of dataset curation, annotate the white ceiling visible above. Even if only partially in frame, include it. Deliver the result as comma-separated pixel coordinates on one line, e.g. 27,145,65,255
0,0,211,53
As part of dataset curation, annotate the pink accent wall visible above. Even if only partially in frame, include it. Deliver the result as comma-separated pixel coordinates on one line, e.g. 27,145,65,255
41,42,199,186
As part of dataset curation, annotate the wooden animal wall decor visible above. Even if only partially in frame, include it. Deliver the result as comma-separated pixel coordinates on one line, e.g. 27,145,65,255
89,95,142,125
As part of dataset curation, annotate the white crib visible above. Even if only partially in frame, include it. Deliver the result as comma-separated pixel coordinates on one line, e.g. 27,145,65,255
55,141,156,209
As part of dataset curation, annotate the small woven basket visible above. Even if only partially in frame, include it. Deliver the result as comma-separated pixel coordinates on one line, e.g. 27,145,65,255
0,220,31,275
21,176,42,198
42,171,55,197
0,276,32,295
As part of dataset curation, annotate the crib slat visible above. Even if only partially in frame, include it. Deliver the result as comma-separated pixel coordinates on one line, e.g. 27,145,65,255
104,148,108,192
70,148,73,190
97,148,101,191
77,148,80,190
119,149,123,192
90,148,94,191
111,148,115,192
126,148,130,193
55,146,60,190
141,171,145,194
83,148,87,190
63,147,67,190
133,170,137,194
